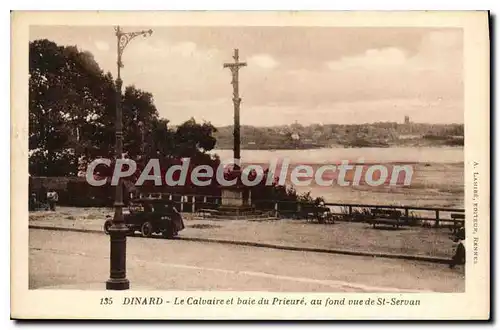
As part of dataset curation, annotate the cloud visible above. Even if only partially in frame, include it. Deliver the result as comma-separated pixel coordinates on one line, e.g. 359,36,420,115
326,30,462,74
420,30,462,51
171,41,199,57
327,47,408,70
248,54,279,69
116,40,227,100
411,30,462,71
94,40,110,51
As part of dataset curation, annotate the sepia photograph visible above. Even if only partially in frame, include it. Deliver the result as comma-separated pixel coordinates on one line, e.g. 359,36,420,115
11,11,490,320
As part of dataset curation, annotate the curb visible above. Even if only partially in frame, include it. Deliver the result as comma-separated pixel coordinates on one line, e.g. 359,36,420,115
30,225,103,235
29,225,451,265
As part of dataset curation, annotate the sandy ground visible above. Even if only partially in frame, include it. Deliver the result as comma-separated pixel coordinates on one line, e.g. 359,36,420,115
29,207,460,258
294,163,464,209
29,229,465,292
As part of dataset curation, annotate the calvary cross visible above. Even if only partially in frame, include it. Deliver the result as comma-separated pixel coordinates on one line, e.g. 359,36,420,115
223,49,247,170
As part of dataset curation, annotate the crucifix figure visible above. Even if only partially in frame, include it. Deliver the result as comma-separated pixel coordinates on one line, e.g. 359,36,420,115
223,49,247,171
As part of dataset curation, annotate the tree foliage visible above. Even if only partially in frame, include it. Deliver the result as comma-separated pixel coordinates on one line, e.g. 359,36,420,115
29,39,218,177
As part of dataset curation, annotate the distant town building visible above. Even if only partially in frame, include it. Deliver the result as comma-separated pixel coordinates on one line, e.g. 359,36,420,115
404,115,410,125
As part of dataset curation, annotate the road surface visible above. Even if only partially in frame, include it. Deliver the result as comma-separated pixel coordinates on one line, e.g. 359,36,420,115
29,228,464,292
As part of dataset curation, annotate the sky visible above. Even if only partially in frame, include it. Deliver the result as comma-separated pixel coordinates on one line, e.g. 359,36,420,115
30,26,463,127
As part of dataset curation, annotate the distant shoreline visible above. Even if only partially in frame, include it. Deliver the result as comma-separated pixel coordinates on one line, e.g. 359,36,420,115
215,139,464,150
214,122,464,150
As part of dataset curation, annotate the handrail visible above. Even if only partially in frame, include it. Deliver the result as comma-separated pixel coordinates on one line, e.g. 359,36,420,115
132,191,464,215
322,202,464,213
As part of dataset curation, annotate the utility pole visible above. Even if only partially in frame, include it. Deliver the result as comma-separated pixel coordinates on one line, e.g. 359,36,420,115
223,49,247,170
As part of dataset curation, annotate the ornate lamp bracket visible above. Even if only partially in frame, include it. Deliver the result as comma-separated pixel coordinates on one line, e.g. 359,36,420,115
114,26,153,68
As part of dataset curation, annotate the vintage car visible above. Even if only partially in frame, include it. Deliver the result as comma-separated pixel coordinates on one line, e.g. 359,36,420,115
104,198,185,239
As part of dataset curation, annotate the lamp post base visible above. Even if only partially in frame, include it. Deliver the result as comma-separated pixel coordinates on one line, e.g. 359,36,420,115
106,278,130,290
106,222,130,290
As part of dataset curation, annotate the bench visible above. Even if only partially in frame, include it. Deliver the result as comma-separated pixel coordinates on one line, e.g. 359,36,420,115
197,208,218,218
450,213,465,233
369,209,403,229
304,206,334,223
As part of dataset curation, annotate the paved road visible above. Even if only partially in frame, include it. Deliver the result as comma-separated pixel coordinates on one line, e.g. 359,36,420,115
29,207,457,259
29,228,464,292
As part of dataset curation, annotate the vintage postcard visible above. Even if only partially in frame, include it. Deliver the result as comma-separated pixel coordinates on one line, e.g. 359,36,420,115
11,11,490,320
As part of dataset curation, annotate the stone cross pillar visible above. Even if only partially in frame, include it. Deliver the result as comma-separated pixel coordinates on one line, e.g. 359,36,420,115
223,49,247,170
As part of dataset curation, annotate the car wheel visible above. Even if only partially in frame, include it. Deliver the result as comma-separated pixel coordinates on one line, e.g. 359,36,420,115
141,222,153,237
104,220,112,234
162,227,175,239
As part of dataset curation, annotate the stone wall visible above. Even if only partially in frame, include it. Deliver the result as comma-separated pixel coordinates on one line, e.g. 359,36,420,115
29,176,86,191
28,176,222,207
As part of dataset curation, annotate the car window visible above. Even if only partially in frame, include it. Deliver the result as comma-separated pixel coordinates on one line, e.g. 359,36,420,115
129,203,143,213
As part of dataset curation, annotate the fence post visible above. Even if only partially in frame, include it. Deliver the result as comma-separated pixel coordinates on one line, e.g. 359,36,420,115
435,210,440,228
203,196,207,206
405,208,409,220
169,194,172,201
348,206,353,220
192,196,196,213
180,195,184,212
274,201,278,218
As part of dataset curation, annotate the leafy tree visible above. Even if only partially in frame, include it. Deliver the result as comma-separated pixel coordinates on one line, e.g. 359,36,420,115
122,85,159,159
29,39,106,176
173,118,217,158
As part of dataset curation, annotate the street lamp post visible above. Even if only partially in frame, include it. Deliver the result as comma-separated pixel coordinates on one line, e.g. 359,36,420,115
106,25,153,290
